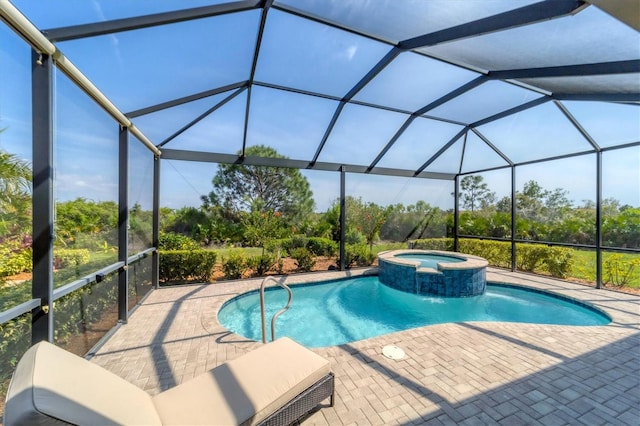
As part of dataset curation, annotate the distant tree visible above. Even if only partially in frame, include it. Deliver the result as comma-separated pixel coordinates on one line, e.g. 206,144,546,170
543,187,572,222
354,201,391,251
242,201,288,251
517,180,547,220
517,181,573,222
201,145,314,226
381,201,446,241
0,148,32,237
168,206,209,237
129,202,153,249
55,198,118,248
316,202,341,242
459,175,495,212
495,196,511,213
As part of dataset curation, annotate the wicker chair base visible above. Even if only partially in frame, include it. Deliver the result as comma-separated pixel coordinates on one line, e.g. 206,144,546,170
258,372,335,426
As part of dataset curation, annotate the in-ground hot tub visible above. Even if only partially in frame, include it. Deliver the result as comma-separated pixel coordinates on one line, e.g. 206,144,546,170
377,250,489,297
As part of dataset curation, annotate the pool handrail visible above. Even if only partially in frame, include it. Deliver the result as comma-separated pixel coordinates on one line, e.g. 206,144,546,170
260,276,293,343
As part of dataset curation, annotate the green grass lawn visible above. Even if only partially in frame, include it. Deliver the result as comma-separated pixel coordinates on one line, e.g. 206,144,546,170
570,250,640,289
371,242,408,255
210,246,264,261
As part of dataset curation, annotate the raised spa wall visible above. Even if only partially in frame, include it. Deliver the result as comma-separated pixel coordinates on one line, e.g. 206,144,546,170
377,250,489,297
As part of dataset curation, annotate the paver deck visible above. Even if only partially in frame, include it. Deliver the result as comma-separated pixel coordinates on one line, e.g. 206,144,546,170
90,268,640,425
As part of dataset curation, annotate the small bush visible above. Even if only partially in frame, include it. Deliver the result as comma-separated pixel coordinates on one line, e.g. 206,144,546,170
0,247,32,277
290,235,308,249
306,237,338,257
290,247,315,272
458,239,511,268
53,248,91,270
264,239,286,254
344,243,375,268
544,247,574,278
345,228,365,245
266,237,337,259
604,254,640,287
412,238,454,251
0,237,33,277
516,245,548,272
159,250,217,283
222,251,246,280
412,238,573,278
159,232,199,250
246,253,277,276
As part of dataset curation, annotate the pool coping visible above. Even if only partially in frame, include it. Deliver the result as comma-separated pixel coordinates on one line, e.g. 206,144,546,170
378,249,489,273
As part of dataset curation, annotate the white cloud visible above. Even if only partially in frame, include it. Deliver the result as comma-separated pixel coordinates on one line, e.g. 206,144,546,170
344,45,358,61
54,172,118,203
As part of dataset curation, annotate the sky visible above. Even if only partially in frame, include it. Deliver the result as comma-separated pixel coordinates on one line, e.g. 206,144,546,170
0,0,638,212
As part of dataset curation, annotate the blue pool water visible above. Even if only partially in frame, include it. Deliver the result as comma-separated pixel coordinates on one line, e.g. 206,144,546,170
218,276,610,348
394,253,464,268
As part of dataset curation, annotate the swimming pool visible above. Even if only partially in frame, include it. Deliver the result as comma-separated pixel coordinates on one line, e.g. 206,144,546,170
393,252,465,268
218,276,610,348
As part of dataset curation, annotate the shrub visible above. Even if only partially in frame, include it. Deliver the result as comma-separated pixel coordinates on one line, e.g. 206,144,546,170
458,239,511,268
544,247,574,278
54,248,90,270
290,235,307,248
159,232,199,251
0,247,32,277
222,251,246,280
344,243,375,268
159,250,217,283
0,237,33,277
290,247,315,272
411,238,573,278
345,228,365,245
412,238,454,251
306,237,338,257
604,254,640,287
265,237,337,259
246,253,277,276
516,245,548,272
264,238,286,255
69,232,118,252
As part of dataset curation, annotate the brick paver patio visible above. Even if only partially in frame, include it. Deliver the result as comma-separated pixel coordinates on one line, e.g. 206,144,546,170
90,268,640,425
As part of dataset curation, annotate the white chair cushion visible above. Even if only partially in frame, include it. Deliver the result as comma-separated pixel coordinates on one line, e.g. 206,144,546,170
3,341,162,426
153,337,331,425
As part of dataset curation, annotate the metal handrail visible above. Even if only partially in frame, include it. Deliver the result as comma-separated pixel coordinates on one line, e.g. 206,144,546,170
259,276,293,343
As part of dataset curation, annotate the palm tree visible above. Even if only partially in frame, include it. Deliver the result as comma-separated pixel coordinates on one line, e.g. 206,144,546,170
0,149,31,207
0,128,32,237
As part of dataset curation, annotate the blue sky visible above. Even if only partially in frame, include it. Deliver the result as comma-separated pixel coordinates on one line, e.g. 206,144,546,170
0,1,638,212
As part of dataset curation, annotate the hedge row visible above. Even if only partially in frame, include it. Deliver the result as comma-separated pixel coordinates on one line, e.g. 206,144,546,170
411,238,573,278
54,248,91,270
265,237,337,257
0,239,31,278
159,250,217,283
1,246,91,279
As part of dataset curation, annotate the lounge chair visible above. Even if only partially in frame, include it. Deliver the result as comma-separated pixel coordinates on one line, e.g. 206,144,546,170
3,337,334,425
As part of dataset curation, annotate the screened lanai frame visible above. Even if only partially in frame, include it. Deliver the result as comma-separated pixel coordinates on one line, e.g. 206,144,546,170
0,0,638,345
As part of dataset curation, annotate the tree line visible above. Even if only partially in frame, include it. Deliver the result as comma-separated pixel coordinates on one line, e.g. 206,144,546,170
1,145,638,259
458,175,639,247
